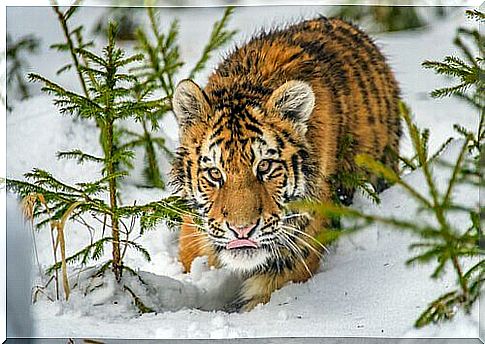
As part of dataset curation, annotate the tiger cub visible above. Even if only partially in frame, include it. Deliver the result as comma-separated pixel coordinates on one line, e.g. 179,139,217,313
171,16,400,311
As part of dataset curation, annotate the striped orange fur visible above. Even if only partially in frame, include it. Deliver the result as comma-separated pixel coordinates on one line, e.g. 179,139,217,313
171,16,400,311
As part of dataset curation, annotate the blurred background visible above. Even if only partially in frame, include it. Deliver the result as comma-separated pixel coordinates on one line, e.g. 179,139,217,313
5,4,465,112
6,4,473,156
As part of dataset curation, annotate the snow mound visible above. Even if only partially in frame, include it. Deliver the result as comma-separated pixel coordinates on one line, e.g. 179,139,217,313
47,258,240,317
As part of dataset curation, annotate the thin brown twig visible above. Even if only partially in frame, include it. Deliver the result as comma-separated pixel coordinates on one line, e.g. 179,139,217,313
51,6,89,97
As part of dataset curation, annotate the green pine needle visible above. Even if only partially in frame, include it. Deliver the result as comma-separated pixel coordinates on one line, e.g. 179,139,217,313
189,7,237,79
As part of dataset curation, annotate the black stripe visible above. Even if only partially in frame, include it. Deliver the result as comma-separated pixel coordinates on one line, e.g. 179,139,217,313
291,153,300,197
268,166,284,180
210,125,225,139
209,138,224,150
185,160,193,193
199,176,217,189
244,123,264,136
274,133,286,150
245,110,262,125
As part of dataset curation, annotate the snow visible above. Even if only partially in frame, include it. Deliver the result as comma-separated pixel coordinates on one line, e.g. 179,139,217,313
6,5,481,340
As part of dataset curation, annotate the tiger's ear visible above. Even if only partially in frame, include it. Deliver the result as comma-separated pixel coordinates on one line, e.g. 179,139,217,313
172,79,211,128
267,80,315,131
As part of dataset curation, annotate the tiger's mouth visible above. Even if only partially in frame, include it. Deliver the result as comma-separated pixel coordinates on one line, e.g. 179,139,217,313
226,238,259,250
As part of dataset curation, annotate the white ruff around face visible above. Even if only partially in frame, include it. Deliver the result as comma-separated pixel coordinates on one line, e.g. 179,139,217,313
219,248,272,273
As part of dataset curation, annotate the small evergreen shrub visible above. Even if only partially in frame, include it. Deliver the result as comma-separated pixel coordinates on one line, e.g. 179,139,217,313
422,9,484,155
8,22,188,290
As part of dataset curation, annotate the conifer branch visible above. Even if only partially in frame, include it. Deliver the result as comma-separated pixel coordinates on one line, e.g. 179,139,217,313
56,150,104,164
52,6,89,97
189,7,236,79
6,33,39,106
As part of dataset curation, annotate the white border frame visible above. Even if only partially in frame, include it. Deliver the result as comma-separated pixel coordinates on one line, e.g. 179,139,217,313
1,1,483,343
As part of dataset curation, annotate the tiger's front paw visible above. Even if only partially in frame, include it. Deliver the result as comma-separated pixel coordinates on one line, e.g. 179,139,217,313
240,294,271,312
222,299,244,313
223,294,270,313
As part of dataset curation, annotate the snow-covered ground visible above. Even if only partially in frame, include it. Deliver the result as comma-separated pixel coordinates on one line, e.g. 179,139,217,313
6,5,481,340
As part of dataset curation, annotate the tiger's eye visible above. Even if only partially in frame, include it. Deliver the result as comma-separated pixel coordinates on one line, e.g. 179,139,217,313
208,168,223,181
257,160,272,174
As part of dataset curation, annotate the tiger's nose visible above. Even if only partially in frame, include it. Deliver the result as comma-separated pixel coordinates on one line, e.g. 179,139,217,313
227,221,258,239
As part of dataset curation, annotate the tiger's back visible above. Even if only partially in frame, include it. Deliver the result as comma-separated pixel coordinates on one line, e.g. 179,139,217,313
206,17,400,200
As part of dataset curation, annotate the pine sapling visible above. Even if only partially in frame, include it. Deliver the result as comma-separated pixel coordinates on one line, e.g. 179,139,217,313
7,23,189,289
422,9,484,154
7,6,239,310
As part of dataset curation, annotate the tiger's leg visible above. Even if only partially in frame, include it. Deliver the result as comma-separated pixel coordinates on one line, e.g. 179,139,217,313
235,215,326,311
178,215,219,272
179,216,201,272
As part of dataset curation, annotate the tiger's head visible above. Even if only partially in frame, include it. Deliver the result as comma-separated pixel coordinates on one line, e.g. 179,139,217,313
170,79,318,273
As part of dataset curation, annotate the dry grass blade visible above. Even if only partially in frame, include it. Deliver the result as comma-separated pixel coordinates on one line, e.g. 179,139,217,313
32,192,61,300
52,218,70,300
21,193,38,221
21,193,56,295
55,200,84,301
21,192,53,223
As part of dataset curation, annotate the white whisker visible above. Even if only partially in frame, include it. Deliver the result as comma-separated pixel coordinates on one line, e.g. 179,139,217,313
281,224,330,255
280,231,313,278
281,228,324,258
281,213,308,220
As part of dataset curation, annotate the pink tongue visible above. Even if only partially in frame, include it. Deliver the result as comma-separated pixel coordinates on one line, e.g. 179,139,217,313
226,239,258,249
